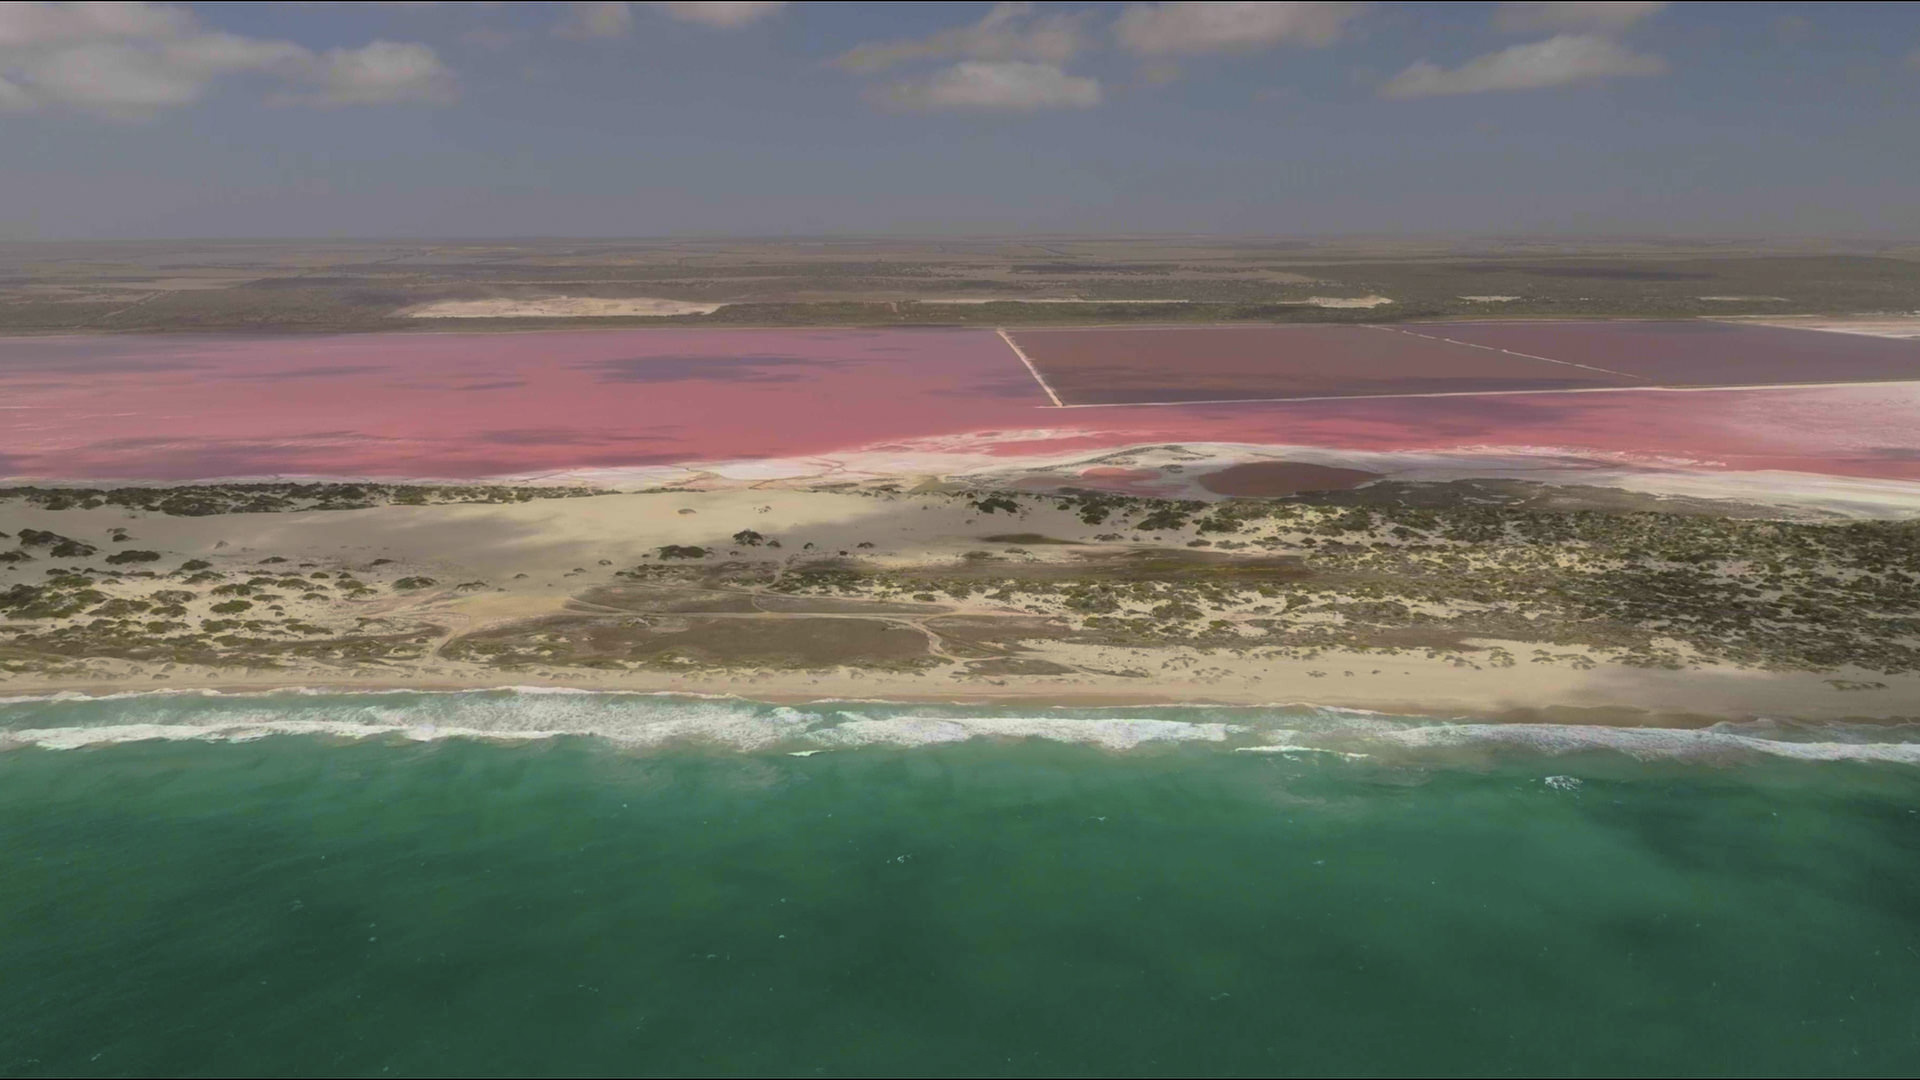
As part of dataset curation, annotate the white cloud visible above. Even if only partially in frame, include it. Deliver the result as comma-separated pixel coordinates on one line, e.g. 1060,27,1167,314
552,2,786,39
1114,1,1363,56
0,1,194,47
0,2,453,117
653,2,787,29
1381,33,1664,98
306,41,455,106
882,60,1100,111
1493,2,1667,33
836,3,1087,74
554,2,634,40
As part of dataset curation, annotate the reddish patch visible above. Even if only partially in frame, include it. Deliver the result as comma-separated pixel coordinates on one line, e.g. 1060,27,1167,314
3,327,1920,484
1009,325,1634,404
1428,320,1920,386
0,329,1039,480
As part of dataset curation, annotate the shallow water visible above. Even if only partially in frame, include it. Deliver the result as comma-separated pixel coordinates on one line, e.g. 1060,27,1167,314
8,328,1920,483
4,692,1920,1076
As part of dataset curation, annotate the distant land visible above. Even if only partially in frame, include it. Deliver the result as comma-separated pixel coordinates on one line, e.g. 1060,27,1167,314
2,236,1916,334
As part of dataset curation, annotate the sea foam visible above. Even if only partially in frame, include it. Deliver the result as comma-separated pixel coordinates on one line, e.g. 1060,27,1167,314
2,687,1917,764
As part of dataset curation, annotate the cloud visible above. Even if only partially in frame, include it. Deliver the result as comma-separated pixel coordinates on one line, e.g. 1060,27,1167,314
303,41,454,105
881,60,1100,111
552,2,785,39
0,1,193,46
1380,33,1665,98
835,3,1086,74
0,2,453,116
553,2,634,40
653,2,787,29
1114,2,1363,56
1493,2,1667,33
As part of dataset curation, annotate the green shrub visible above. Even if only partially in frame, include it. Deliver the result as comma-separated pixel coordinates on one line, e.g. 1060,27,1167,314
104,549,162,565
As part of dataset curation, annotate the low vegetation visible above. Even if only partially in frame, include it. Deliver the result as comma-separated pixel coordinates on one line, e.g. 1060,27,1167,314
4,483,1918,681
5,239,1912,334
0,483,609,516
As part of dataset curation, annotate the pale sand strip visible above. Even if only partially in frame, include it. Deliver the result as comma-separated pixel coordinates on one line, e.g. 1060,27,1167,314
7,651,1918,725
1712,315,1920,340
402,298,725,318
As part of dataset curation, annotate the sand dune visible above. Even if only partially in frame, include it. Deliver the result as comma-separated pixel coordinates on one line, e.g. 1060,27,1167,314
403,298,726,318
1716,315,1920,339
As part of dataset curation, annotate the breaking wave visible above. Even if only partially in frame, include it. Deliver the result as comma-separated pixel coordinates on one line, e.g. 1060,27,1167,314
1,688,1917,764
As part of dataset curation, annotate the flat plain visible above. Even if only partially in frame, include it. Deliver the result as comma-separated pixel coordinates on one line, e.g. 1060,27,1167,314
2,236,1916,334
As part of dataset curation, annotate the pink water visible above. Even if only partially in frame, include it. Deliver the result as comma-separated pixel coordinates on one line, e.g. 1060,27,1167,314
3,329,1917,483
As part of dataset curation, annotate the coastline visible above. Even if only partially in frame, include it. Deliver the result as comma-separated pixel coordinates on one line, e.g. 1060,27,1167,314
8,676,1920,770
8,484,1920,730
6,649,1919,726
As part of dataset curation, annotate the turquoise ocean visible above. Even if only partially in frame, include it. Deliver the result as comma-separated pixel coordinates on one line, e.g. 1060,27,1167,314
3,689,1919,1077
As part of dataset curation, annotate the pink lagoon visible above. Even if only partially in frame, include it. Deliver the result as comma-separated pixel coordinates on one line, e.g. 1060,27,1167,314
5,327,1920,485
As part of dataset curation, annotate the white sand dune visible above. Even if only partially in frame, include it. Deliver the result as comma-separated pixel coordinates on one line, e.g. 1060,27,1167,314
402,297,725,318
1714,315,1920,339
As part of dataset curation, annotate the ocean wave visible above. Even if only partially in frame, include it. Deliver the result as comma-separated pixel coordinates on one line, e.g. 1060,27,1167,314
0,692,1244,754
1234,745,1370,759
809,716,1238,751
2,688,1918,763
1,720,572,751
1374,722,1920,764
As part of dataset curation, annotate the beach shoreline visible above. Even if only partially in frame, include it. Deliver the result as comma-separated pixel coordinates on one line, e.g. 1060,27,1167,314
7,483,1920,728
6,655,1918,727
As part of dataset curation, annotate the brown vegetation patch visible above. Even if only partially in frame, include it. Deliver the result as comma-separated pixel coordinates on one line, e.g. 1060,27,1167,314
1199,462,1382,497
1298,479,1801,518
860,549,1311,586
981,533,1085,545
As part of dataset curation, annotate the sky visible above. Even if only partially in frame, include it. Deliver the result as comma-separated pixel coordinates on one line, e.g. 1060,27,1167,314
2,1,1918,239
